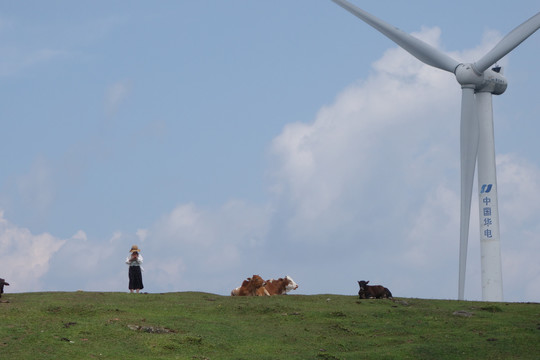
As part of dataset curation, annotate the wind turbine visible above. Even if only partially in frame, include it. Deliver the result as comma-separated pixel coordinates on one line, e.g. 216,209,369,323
331,0,540,301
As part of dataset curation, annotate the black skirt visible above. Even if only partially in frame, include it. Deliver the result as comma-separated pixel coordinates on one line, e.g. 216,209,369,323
128,266,144,290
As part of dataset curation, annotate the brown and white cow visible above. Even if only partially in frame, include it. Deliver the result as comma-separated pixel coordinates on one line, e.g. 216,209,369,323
0,278,9,298
231,275,269,296
264,276,299,295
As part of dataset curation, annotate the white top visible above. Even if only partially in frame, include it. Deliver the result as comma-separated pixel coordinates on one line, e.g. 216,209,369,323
126,254,143,266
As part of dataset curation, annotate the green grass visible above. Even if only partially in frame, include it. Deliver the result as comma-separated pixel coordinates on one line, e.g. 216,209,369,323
0,292,538,359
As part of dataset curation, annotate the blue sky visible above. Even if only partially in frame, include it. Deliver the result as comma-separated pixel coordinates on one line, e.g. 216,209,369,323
1,0,539,301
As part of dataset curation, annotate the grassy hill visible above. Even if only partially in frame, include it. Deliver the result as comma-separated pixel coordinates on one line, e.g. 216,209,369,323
0,291,538,359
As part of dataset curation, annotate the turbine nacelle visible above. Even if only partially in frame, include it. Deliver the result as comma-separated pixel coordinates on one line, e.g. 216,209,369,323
455,63,508,95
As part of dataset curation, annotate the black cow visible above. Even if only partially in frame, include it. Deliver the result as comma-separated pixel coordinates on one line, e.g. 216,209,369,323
0,278,9,298
358,280,392,299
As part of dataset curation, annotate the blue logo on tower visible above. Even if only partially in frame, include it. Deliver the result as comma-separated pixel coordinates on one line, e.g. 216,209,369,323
480,184,493,194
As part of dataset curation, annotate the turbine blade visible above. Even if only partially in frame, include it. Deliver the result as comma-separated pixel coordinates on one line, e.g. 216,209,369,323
458,87,479,300
331,0,460,73
474,11,540,73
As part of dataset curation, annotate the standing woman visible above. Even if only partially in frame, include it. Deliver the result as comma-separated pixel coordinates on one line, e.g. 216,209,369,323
126,245,144,293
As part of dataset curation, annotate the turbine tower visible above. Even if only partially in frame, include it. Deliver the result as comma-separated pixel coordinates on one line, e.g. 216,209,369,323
331,0,540,301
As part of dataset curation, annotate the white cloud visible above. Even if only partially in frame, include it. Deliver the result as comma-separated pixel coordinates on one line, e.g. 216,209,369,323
402,184,460,268
136,229,148,243
109,231,122,243
497,155,540,301
0,211,65,292
40,230,128,292
72,230,88,241
270,28,460,246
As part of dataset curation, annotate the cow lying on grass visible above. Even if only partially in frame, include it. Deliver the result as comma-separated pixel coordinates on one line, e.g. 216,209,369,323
264,276,298,295
231,275,299,296
0,278,9,298
358,280,392,299
231,275,268,296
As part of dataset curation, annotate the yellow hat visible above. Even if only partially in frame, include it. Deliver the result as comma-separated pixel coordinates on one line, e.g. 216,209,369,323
130,245,141,253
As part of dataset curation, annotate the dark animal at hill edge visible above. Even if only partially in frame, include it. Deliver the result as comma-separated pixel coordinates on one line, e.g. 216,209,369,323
231,275,268,296
358,280,392,299
0,278,9,298
264,276,299,295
